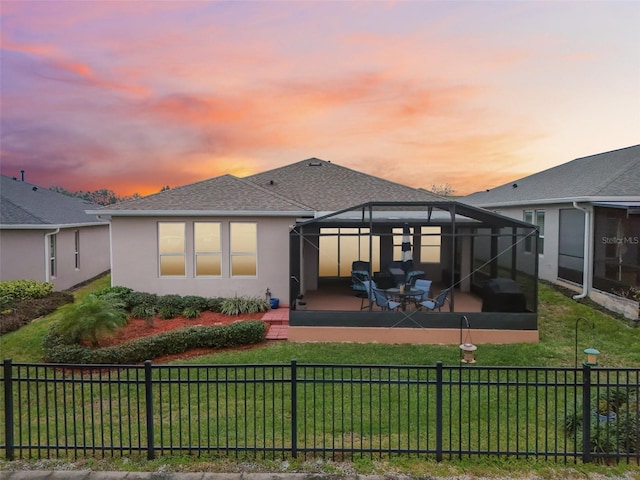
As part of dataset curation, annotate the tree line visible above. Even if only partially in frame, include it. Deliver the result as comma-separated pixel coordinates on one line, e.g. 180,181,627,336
49,185,170,206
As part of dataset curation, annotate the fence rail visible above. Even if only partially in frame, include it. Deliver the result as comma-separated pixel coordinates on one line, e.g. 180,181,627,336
2,359,639,464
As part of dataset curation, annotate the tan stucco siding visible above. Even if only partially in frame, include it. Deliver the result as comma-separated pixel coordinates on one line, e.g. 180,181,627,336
489,204,563,283
110,216,294,304
0,229,47,283
0,225,110,290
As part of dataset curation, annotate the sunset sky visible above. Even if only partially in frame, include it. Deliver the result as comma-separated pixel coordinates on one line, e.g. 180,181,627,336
1,1,639,197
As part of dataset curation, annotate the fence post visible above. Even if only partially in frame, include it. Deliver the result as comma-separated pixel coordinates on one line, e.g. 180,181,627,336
291,359,298,458
435,361,443,462
144,360,155,460
3,359,14,461
581,364,592,464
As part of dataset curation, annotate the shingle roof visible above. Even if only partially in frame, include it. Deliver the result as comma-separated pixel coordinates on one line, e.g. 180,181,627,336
99,174,310,213
463,145,640,207
245,158,442,211
95,159,442,215
0,175,105,226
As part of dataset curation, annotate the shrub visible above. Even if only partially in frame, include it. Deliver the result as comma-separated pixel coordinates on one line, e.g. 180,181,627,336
182,306,201,319
54,292,129,347
158,294,186,310
130,304,157,321
94,286,133,302
0,292,74,335
0,280,54,306
206,297,224,313
220,296,269,315
182,295,209,311
43,320,268,364
126,291,159,310
158,305,181,320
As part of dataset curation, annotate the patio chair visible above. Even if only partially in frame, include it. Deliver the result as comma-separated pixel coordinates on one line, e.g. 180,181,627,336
372,287,401,311
406,270,425,286
359,279,376,310
408,279,432,305
417,288,451,312
351,261,371,293
386,261,406,286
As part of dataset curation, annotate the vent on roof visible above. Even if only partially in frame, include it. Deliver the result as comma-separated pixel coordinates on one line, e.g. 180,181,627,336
308,161,322,166
268,180,275,185
32,186,38,191
512,183,518,188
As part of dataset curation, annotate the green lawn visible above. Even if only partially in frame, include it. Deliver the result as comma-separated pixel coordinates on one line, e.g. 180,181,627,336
1,274,639,478
2,274,639,367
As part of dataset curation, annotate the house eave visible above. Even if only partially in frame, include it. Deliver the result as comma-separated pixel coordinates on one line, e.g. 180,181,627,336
0,222,108,230
85,209,314,217
473,196,640,209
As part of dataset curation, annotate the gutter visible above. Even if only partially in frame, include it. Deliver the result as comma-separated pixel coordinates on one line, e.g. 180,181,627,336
572,202,592,300
84,209,313,217
44,228,60,283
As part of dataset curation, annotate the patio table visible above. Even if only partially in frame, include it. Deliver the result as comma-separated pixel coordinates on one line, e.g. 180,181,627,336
385,287,425,311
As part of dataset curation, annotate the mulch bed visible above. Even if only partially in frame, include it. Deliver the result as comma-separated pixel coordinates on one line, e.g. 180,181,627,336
96,311,268,363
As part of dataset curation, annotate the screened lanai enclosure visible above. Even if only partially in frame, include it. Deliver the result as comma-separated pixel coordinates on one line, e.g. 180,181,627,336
288,201,540,344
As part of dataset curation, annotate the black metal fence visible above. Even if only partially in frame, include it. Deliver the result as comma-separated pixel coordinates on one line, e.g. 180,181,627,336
2,359,639,464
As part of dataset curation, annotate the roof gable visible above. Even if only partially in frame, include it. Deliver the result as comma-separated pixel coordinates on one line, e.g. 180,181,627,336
245,158,442,211
464,145,640,207
0,175,104,226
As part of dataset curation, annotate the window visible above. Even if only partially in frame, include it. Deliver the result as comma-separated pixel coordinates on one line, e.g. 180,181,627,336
392,227,407,260
158,222,186,276
319,227,379,277
230,222,257,276
524,210,545,254
49,234,57,277
536,211,545,254
194,222,221,276
74,230,80,269
420,226,441,263
558,209,584,284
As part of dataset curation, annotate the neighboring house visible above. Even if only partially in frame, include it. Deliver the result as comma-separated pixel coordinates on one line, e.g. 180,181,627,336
0,174,110,290
463,145,640,319
89,158,540,344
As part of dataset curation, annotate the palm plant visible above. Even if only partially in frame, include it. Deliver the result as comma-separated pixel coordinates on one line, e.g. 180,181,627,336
55,292,128,347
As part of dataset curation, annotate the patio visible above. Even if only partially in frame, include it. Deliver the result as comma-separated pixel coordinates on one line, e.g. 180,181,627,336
287,201,540,345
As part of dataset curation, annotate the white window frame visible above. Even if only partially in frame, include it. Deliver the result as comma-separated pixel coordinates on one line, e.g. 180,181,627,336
49,234,57,278
158,222,186,277
420,226,441,264
194,222,221,277
74,230,80,270
230,222,257,277
524,209,545,255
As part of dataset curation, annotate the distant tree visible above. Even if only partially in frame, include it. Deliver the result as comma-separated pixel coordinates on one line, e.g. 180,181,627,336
430,183,456,197
49,186,140,206
159,185,171,192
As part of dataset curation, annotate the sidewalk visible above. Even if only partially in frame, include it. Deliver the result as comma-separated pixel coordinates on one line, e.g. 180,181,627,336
262,307,289,341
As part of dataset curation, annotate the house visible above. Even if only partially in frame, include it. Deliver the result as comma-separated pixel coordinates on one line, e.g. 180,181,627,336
463,145,640,320
89,158,540,344
0,174,110,290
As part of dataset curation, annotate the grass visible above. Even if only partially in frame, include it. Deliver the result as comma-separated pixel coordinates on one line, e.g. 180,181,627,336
0,274,111,362
1,274,639,478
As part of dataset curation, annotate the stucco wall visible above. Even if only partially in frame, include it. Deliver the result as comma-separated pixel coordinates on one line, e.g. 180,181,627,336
0,225,110,290
491,204,564,283
110,216,294,304
0,229,46,283
52,225,111,290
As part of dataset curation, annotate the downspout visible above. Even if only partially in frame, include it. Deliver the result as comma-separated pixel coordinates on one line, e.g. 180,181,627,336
44,228,60,283
572,202,591,300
